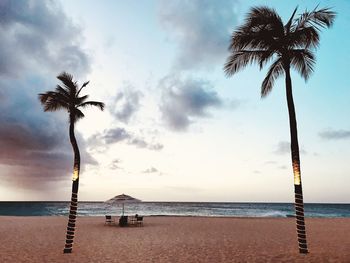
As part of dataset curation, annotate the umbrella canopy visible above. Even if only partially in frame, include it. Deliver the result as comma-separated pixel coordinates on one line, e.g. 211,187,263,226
105,194,141,215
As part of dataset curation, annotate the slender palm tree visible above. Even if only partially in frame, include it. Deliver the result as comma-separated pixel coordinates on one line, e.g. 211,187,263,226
224,6,335,254
39,72,104,253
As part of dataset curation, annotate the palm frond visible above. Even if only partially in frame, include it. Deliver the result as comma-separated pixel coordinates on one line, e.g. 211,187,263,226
55,85,70,100
38,92,51,104
230,6,284,50
258,49,275,69
224,50,272,76
290,49,315,81
57,72,78,97
230,30,279,51
244,6,284,33
261,58,284,97
43,100,67,112
71,108,85,123
293,7,336,31
76,81,90,97
288,26,320,49
75,94,89,105
285,7,298,34
38,91,69,112
77,101,105,111
39,91,67,105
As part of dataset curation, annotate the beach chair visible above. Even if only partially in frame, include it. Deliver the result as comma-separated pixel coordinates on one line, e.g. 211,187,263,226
136,216,143,227
129,215,137,226
105,215,115,225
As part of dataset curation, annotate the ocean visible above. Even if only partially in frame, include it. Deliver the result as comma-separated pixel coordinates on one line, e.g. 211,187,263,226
0,202,349,217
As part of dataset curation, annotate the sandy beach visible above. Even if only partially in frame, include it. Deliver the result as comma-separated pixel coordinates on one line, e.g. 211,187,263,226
0,216,349,262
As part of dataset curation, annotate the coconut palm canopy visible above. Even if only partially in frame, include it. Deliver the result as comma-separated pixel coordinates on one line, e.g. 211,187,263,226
224,6,336,96
106,194,142,215
39,72,105,122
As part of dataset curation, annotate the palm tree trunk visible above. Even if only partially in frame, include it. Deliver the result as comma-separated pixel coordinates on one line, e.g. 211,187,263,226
284,64,308,254
63,117,80,254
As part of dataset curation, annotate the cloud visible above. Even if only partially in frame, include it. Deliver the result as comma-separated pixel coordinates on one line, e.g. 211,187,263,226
273,141,307,155
102,127,131,144
0,0,90,77
142,167,159,174
109,159,122,170
319,129,350,140
227,99,242,110
0,86,97,189
158,0,239,70
273,142,290,155
0,0,94,190
159,75,222,130
110,85,143,123
128,137,163,151
90,127,164,151
148,143,164,151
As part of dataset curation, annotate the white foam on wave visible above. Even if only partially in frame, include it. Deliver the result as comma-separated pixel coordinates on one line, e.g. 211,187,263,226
259,211,287,217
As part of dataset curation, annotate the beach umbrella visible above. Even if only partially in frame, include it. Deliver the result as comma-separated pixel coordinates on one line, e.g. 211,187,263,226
105,194,141,216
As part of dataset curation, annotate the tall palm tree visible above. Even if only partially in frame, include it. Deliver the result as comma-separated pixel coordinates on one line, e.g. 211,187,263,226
224,6,335,254
39,72,104,253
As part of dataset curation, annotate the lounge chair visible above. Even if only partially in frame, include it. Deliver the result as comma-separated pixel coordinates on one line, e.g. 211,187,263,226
105,215,115,225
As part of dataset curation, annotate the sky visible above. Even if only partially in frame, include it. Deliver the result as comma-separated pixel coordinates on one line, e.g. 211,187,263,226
0,0,349,202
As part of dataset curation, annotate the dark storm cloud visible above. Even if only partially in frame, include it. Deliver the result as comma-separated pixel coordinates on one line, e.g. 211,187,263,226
273,141,307,155
158,0,239,70
0,0,90,77
319,129,350,140
0,80,97,189
0,0,94,189
159,76,222,131
90,127,164,151
0,110,97,189
110,87,143,124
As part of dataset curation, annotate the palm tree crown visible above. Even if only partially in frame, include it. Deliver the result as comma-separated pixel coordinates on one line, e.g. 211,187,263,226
224,6,336,96
39,72,105,123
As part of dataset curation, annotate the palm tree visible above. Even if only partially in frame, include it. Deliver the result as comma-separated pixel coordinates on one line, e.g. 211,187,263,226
224,6,335,253
39,72,104,253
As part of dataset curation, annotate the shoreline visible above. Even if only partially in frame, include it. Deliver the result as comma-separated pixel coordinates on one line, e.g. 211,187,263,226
1,214,350,219
0,216,349,262
1,201,349,204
